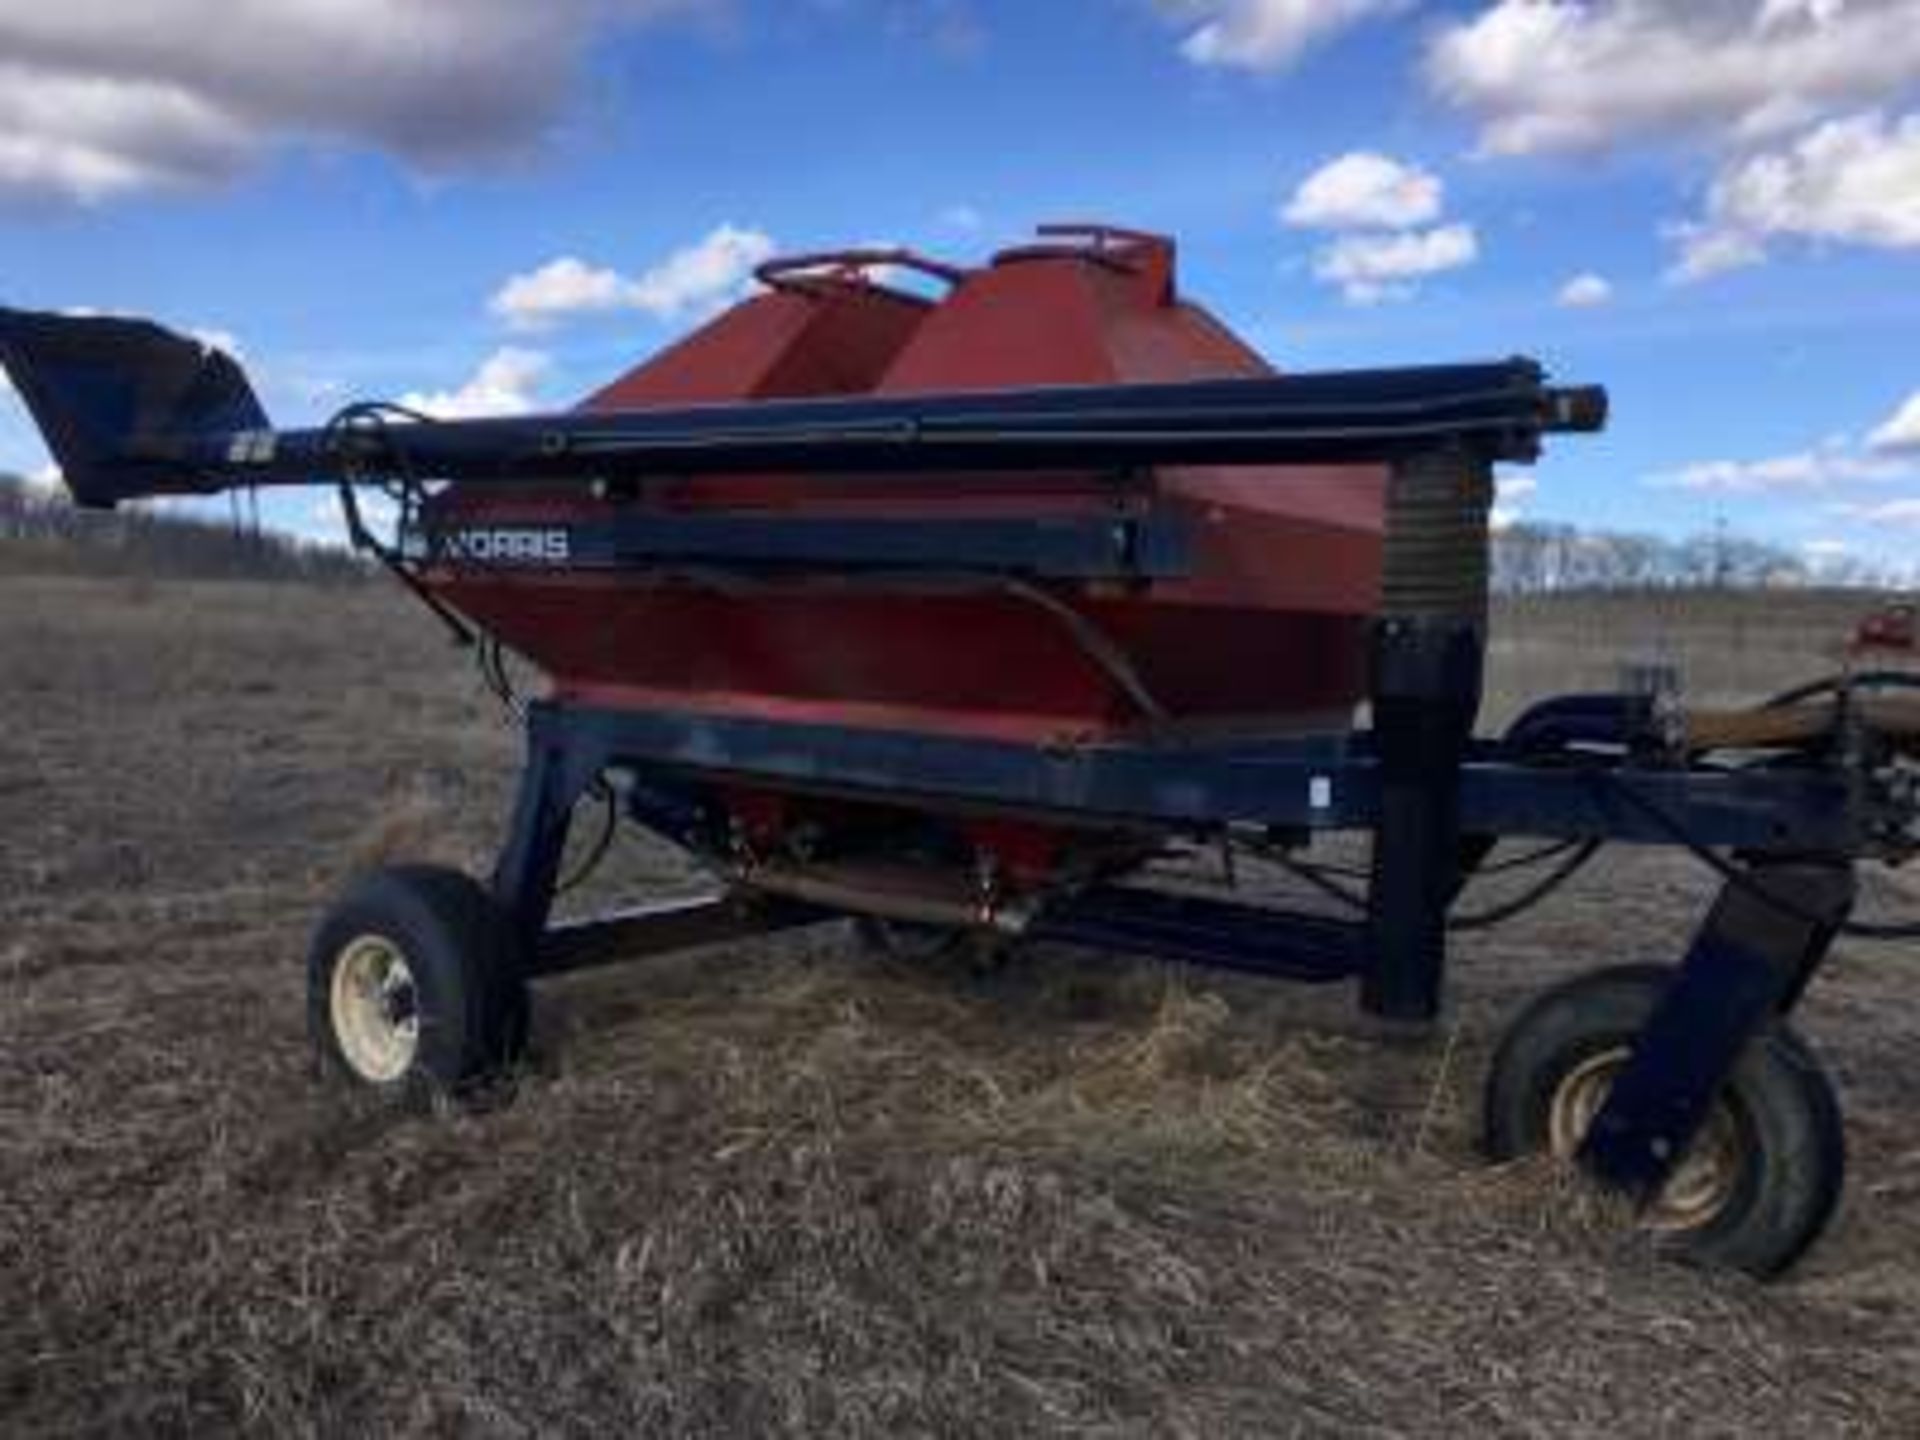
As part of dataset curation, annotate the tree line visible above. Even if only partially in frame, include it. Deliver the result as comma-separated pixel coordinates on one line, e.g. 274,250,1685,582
0,475,365,582
1492,522,1901,595
2,472,1905,594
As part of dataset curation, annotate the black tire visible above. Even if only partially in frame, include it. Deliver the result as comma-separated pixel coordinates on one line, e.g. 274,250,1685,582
854,916,971,965
1484,963,1845,1278
854,916,1018,975
308,864,529,1099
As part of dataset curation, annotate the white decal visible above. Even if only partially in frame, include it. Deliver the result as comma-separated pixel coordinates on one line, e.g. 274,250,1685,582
226,430,277,465
441,528,572,565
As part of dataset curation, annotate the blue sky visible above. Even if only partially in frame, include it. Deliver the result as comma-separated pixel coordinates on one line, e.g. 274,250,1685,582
2,1,1918,568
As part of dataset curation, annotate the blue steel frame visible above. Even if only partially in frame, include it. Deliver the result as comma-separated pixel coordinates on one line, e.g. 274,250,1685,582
487,693,1867,1206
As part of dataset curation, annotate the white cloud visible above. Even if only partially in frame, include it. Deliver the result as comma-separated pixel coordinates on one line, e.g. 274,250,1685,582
0,63,249,204
1656,394,1920,500
1803,537,1851,558
0,2,705,205
1282,152,1443,230
1427,1,1920,158
1312,223,1479,304
938,203,984,231
27,462,63,492
400,348,550,420
1666,222,1771,282
189,327,243,359
1870,390,1920,452
1283,149,1477,303
1161,0,1406,72
1556,272,1613,307
629,225,778,320
1672,110,1920,280
1650,441,1913,492
290,373,348,409
1491,469,1537,530
1498,471,1539,502
1760,2,1849,36
491,225,777,332
1831,498,1920,527
491,257,634,331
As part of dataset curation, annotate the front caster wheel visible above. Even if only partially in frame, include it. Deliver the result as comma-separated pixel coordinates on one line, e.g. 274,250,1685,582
308,864,529,1098
1484,964,1845,1278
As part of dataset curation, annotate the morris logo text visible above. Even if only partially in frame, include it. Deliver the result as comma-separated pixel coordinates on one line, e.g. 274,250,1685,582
438,528,572,565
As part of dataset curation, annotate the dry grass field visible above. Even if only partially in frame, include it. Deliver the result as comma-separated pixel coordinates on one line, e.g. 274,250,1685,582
4,573,1919,1437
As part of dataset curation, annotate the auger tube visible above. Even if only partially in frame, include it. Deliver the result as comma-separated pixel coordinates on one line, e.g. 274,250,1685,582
0,306,1604,509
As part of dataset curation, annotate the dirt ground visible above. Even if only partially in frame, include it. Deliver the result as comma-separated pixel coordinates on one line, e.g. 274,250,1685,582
3,574,1917,1437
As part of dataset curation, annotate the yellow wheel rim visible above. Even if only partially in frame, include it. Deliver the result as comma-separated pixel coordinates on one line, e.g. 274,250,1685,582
1547,1046,1745,1233
329,935,421,1084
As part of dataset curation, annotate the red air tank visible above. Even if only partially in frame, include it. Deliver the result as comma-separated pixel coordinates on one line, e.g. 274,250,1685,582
427,226,1385,748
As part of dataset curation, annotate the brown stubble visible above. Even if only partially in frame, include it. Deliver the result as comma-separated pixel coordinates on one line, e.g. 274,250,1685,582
2,575,1916,1436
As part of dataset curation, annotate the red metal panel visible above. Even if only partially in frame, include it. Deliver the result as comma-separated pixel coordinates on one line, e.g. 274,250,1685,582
585,282,930,408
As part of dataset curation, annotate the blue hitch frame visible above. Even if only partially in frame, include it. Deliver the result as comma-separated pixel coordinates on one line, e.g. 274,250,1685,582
483,695,1867,1149
484,691,1869,1214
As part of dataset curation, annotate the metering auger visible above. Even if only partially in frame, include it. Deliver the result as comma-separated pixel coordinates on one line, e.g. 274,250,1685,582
6,225,1917,1277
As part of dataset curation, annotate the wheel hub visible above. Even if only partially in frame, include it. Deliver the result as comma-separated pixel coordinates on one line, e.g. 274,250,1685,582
1548,1047,1744,1232
330,935,422,1084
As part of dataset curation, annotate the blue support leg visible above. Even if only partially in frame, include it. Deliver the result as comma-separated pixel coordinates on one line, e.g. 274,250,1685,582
1363,618,1482,1020
1578,858,1855,1200
491,702,609,961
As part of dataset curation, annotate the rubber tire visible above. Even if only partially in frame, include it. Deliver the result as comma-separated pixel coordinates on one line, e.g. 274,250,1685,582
1484,963,1845,1278
308,864,530,1099
853,916,1023,976
854,916,971,965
